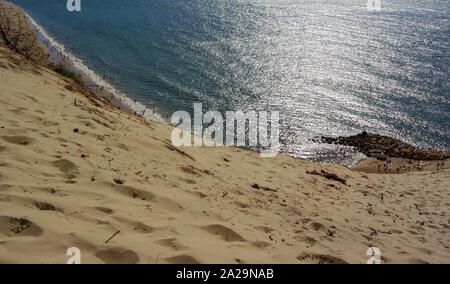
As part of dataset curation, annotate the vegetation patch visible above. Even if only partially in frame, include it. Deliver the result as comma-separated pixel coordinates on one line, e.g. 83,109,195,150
50,65,84,86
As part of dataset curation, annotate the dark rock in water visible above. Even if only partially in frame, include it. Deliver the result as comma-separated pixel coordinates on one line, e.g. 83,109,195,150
321,132,450,161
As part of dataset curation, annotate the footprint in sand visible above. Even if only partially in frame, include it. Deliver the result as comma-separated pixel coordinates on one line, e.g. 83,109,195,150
113,216,153,234
252,241,272,249
310,222,326,232
35,201,57,211
0,195,58,212
202,224,246,242
94,207,114,215
67,232,99,252
233,201,250,209
0,216,43,237
156,196,184,213
1,135,35,146
165,255,201,264
180,166,202,176
256,226,274,234
95,248,140,264
52,159,80,180
109,183,184,213
78,120,96,129
408,258,429,264
297,253,348,264
179,178,197,185
116,143,130,151
42,121,60,127
8,108,28,115
298,236,317,247
112,184,156,201
185,190,207,199
389,229,403,235
156,238,188,251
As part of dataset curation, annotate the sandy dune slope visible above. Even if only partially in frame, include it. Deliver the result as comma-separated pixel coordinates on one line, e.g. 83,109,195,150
0,48,449,264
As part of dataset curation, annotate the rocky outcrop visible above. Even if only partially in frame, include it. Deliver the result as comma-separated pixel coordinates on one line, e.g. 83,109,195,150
321,132,450,161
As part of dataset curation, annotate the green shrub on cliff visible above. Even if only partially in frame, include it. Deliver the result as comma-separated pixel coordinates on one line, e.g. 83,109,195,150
50,65,84,87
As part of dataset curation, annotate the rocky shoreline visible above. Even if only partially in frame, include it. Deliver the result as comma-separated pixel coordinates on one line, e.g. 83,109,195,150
321,132,450,161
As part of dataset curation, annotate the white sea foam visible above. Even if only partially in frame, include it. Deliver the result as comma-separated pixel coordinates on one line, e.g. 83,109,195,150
24,12,164,123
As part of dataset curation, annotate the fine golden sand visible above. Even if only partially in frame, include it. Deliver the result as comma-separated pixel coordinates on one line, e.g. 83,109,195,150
0,46,449,264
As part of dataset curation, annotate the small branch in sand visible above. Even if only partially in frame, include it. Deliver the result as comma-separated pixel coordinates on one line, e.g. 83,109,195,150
108,158,114,168
104,230,120,244
251,184,278,192
65,211,83,217
306,170,347,185
225,214,237,222
414,204,423,215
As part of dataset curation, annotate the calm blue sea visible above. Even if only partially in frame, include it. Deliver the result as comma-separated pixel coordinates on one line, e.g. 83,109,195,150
9,0,450,164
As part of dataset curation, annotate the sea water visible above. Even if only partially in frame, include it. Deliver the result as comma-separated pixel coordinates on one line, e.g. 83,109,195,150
9,0,450,165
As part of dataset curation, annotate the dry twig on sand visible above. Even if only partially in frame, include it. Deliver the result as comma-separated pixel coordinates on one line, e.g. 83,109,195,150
306,170,347,185
104,231,121,244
